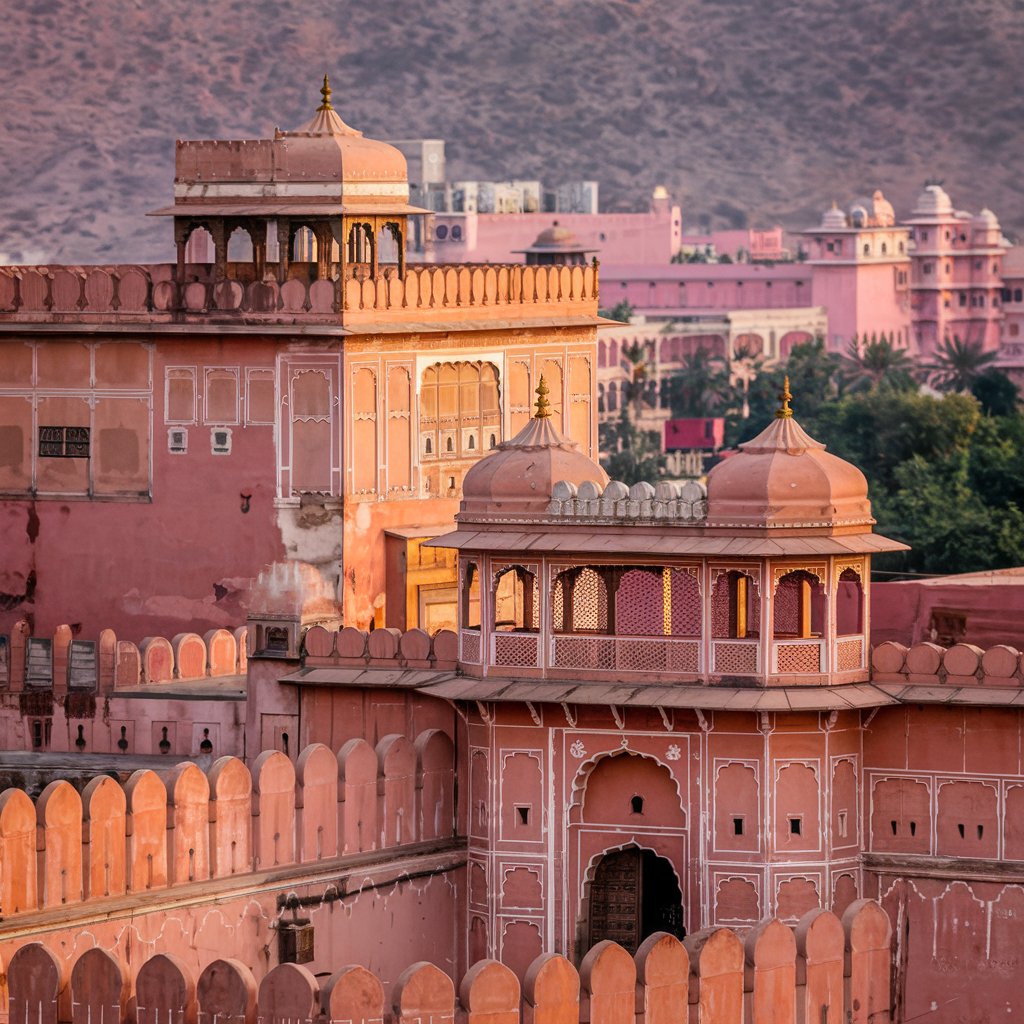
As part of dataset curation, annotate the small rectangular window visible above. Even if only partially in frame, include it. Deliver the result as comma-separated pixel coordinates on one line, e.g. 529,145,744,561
211,428,232,456
789,817,802,836
515,805,531,826
837,810,848,838
168,428,188,454
733,817,744,836
38,426,90,458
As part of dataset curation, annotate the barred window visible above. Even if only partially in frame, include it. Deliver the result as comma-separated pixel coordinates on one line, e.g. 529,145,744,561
39,426,90,458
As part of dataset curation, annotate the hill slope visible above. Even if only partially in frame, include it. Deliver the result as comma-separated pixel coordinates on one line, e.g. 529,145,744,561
2,0,1022,263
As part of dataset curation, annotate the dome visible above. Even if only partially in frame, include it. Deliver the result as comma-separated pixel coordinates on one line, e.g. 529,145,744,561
460,379,608,519
274,76,408,186
821,202,847,229
162,76,421,220
531,222,582,249
973,207,1000,228
705,380,871,530
912,184,953,216
652,185,670,200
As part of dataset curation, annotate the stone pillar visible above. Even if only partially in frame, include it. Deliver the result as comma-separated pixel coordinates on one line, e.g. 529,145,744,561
210,220,228,281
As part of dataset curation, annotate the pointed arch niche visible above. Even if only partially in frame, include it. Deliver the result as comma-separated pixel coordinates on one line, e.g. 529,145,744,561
569,751,688,960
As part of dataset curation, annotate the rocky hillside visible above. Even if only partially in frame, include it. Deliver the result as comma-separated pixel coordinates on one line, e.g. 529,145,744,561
2,0,1022,263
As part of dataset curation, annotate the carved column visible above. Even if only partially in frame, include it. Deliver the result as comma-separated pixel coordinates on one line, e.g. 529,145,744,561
173,221,189,287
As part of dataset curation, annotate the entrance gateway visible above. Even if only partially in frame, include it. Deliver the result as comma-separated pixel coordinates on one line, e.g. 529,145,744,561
587,847,684,954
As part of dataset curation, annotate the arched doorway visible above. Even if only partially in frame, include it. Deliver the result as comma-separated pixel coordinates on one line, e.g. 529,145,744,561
587,846,684,953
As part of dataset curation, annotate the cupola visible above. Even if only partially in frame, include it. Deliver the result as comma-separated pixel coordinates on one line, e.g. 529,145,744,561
705,378,872,531
459,377,608,519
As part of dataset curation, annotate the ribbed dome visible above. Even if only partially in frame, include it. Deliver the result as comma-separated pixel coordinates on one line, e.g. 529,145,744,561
706,390,871,530
460,381,607,518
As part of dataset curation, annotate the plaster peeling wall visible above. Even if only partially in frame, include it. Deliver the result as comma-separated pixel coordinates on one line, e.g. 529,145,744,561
275,504,345,605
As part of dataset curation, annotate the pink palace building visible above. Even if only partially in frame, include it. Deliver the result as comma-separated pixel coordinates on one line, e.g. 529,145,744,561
3,380,1024,1021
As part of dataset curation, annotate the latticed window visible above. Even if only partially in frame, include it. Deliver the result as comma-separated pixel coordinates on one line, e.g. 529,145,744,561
773,570,825,639
552,567,609,633
711,571,760,639
553,565,702,637
38,426,90,458
669,569,702,637
615,569,664,636
494,566,539,632
836,568,863,636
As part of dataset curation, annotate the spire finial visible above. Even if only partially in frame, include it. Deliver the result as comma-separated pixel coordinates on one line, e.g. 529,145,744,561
776,375,793,419
534,375,552,419
318,74,333,112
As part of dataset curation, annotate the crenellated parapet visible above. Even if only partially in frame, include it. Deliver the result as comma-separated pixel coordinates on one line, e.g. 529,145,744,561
302,625,458,671
871,640,1024,687
2,901,891,1024
0,620,247,693
0,731,455,918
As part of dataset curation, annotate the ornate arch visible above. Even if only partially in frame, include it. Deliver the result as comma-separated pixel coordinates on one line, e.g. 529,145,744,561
567,747,685,825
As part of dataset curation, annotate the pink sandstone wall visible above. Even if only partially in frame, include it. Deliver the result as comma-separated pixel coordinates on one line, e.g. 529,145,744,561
871,577,1024,649
599,263,811,316
0,621,248,758
427,209,681,266
0,906,889,1024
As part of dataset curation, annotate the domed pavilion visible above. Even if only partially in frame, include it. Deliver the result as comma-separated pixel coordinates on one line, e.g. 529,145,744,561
431,376,905,686
513,222,598,266
153,75,426,284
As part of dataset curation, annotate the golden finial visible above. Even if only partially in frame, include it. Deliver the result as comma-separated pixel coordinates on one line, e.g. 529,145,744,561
534,375,552,419
775,375,793,419
317,74,333,112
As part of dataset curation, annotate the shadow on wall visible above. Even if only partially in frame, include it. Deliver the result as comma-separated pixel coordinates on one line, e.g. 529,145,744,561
0,733,455,916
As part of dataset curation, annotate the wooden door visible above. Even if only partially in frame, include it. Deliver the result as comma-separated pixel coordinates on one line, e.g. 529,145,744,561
589,848,642,952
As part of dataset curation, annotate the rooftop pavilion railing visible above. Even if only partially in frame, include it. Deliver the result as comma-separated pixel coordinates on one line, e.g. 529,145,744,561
0,261,599,320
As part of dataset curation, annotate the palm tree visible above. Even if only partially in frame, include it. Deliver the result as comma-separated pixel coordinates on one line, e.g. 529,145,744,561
840,333,916,393
661,347,730,417
620,340,652,416
925,335,999,393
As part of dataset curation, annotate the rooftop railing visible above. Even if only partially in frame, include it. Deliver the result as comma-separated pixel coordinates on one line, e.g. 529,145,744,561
0,261,600,325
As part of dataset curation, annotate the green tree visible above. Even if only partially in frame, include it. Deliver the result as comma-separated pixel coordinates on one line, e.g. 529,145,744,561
599,407,666,485
840,333,916,393
971,368,1019,416
780,338,840,417
599,300,635,323
660,347,730,418
925,335,999,393
619,340,652,416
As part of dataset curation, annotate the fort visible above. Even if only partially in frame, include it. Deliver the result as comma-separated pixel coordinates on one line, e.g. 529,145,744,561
1,82,1022,1024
